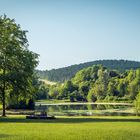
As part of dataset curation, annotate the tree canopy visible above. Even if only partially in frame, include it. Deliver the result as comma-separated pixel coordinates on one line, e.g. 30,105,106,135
37,60,140,82
0,15,38,116
45,65,140,103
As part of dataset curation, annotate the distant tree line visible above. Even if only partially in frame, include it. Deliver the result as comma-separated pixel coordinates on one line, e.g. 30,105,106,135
37,60,140,82
37,65,140,103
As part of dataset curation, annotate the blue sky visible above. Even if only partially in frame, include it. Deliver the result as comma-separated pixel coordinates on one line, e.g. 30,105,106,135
0,0,140,70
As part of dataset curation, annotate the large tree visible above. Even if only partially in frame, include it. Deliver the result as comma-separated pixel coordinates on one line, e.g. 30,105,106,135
0,15,38,116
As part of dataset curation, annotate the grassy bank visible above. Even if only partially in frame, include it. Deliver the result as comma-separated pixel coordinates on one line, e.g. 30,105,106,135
36,99,70,104
0,116,140,140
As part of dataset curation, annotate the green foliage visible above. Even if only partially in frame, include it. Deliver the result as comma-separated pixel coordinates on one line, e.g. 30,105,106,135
107,80,117,96
35,81,50,100
7,98,35,110
87,89,97,102
48,84,61,99
69,90,79,102
0,15,38,115
27,99,35,110
48,65,140,103
37,60,140,82
57,81,78,100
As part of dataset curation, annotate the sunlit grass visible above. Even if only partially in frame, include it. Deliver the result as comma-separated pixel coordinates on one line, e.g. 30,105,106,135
0,104,2,110
0,116,140,140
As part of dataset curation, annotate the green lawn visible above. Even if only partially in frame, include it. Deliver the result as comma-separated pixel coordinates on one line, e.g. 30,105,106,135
0,104,2,110
0,116,140,140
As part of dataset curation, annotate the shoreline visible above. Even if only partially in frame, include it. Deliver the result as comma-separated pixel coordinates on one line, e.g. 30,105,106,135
35,102,133,106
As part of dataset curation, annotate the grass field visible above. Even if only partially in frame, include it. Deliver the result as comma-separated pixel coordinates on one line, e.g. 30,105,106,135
0,104,2,110
0,116,140,140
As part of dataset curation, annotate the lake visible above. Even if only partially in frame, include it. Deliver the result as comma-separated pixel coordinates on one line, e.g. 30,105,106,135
35,102,136,116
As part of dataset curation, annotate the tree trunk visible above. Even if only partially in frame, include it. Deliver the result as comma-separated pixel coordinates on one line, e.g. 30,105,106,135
2,62,6,117
2,89,6,117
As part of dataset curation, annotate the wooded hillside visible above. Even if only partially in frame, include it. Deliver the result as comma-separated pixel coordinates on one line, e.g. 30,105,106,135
37,60,140,82
47,65,140,102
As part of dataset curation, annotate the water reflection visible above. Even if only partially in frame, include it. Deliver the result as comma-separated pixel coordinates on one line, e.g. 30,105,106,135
35,103,135,116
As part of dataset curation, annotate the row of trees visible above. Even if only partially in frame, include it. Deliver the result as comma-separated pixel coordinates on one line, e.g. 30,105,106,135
46,65,140,103
0,15,38,116
37,60,140,82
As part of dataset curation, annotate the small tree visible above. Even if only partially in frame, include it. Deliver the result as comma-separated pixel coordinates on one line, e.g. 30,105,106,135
0,15,38,116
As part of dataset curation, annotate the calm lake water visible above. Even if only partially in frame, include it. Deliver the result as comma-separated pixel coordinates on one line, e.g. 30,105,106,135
35,102,135,116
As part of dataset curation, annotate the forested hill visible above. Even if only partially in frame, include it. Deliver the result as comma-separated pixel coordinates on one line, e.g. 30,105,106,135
37,60,140,82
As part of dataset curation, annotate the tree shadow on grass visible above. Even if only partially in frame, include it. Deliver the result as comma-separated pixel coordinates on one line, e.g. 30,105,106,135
0,116,140,123
0,134,14,139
